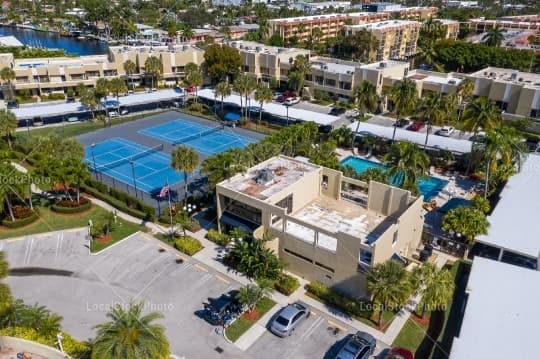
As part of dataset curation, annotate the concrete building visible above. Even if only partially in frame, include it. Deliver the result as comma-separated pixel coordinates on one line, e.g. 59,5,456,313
216,155,425,297
293,1,352,14
447,0,479,7
450,257,540,358
268,12,390,44
346,20,422,61
0,45,205,96
436,18,460,40
468,17,540,32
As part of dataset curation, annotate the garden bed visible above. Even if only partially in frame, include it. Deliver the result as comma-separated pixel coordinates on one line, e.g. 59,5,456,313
174,236,204,256
1,210,39,229
225,297,276,342
51,197,92,214
89,218,145,253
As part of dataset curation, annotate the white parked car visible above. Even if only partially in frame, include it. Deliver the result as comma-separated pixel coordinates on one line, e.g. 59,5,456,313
272,92,282,100
109,111,118,118
284,97,300,106
438,126,455,137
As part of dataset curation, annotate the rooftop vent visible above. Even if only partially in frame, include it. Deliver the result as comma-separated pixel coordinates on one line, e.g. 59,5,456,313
379,62,387,68
256,168,275,186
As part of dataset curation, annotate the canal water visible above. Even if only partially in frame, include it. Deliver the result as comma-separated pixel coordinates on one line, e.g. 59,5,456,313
0,26,108,55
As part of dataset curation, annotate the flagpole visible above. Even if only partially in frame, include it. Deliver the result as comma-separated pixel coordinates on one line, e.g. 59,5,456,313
167,178,173,236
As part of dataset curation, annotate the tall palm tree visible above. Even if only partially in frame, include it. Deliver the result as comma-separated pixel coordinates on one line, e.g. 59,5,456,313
80,88,99,121
367,260,411,326
144,56,163,89
254,84,272,128
384,142,429,196
351,81,379,152
181,26,194,42
236,282,272,313
233,74,254,118
171,145,199,204
107,77,127,113
483,25,506,47
0,109,18,149
187,71,203,103
214,81,231,114
123,59,137,91
291,54,310,95
0,67,15,100
411,263,455,318
311,27,323,50
416,92,444,149
456,77,475,122
390,78,418,143
92,301,170,359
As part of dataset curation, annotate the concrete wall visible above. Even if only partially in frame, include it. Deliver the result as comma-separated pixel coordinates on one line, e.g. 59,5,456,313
0,336,70,359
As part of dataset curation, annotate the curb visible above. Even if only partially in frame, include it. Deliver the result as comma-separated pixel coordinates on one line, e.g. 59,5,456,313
88,230,142,256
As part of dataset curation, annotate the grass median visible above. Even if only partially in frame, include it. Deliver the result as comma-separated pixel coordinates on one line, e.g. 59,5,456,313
225,297,276,343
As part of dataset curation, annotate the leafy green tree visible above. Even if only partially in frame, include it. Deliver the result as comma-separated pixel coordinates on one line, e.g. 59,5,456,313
442,206,489,244
214,81,231,114
95,78,109,102
122,60,137,91
254,84,272,128
411,263,455,318
416,92,444,149
92,301,170,359
171,145,199,204
0,251,12,316
0,299,63,337
358,167,388,184
0,109,18,149
367,260,411,326
236,283,272,313
483,25,506,47
472,195,490,214
331,126,354,148
0,67,15,100
390,78,418,143
107,77,127,111
384,142,429,195
226,235,284,280
186,70,203,103
203,44,241,83
144,56,163,89
351,81,379,151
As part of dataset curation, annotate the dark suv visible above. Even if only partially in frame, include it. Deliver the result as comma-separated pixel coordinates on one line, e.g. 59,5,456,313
204,290,241,326
335,331,376,359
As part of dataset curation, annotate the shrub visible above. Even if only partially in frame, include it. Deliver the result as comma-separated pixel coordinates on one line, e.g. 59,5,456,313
207,229,231,246
274,274,300,296
182,218,201,232
52,199,92,214
306,281,373,319
2,210,39,228
47,92,66,100
174,236,203,256
80,184,151,221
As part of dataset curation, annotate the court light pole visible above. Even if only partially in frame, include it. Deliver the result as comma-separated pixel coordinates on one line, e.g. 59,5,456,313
90,143,98,180
130,160,138,199
285,104,290,127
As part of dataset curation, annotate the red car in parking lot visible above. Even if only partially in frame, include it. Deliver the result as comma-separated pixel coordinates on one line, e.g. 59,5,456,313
407,121,425,132
276,91,297,103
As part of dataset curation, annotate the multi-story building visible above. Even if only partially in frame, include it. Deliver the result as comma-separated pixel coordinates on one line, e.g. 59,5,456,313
268,12,390,44
346,20,422,61
436,19,460,40
468,17,540,32
0,45,205,96
216,155,424,297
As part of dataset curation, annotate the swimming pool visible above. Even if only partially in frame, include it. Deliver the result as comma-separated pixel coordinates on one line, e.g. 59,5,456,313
341,156,448,200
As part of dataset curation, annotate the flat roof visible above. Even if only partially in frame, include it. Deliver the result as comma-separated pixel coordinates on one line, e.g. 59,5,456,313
476,154,540,258
311,61,356,75
347,121,472,153
450,257,540,359
347,20,421,30
230,40,308,55
469,67,540,87
197,89,337,126
219,156,320,201
360,60,408,70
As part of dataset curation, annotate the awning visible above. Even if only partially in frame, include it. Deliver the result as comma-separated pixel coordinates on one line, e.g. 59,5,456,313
224,112,241,121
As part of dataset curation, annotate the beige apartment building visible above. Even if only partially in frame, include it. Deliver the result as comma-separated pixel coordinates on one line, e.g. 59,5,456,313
268,12,390,43
216,155,424,297
436,19,460,39
346,20,422,61
0,45,204,96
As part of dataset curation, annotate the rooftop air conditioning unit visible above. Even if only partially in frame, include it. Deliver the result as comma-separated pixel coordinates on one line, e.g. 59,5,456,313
510,72,518,80
379,62,387,68
256,46,262,52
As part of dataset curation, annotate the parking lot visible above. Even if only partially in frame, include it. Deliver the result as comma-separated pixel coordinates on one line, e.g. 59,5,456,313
368,115,473,140
1,230,389,358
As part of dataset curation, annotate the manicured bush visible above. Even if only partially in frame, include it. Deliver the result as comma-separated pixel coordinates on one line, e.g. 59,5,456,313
51,199,92,214
174,236,203,256
206,229,231,246
80,184,150,220
182,218,201,232
274,274,300,296
306,281,373,319
2,211,39,228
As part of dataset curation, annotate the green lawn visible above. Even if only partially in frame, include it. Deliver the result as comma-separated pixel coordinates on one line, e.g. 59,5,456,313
90,218,145,253
0,204,144,240
392,318,429,353
225,297,276,342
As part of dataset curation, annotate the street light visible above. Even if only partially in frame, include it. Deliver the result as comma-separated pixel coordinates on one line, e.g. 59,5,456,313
284,103,290,127
26,118,30,135
90,143,98,180
130,160,138,199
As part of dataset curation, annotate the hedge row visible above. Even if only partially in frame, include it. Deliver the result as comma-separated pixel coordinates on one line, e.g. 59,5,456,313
2,211,39,228
307,281,373,319
274,274,301,296
174,236,204,256
206,229,231,246
51,200,92,214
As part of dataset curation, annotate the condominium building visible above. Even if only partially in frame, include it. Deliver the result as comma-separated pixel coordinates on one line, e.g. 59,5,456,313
0,45,205,96
216,155,425,297
268,12,390,44
346,20,422,61
468,17,540,31
436,19,460,40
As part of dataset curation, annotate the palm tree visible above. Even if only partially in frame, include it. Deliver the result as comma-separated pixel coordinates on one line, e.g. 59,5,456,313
187,71,203,103
92,301,170,359
0,67,15,100
483,25,506,47
311,27,323,50
80,89,99,121
123,60,137,91
367,260,411,326
390,78,418,143
331,126,354,148
171,145,199,204
442,206,489,246
233,74,251,118
352,81,379,152
181,26,194,42
0,109,18,149
236,283,272,313
107,77,127,113
254,84,272,128
457,78,475,122
384,142,429,195
411,263,455,318
0,251,10,316
291,54,310,95
416,92,444,149
214,81,231,114
144,56,163,89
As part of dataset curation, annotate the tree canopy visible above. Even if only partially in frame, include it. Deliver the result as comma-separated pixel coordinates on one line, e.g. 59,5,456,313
203,44,242,83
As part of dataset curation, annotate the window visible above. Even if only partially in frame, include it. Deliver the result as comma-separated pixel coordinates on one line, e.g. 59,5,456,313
315,261,334,273
223,196,261,225
392,231,398,246
322,175,328,187
325,79,336,87
359,249,372,265
284,248,313,263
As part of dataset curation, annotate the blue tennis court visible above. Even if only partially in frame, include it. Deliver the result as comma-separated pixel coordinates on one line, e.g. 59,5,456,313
139,119,256,156
84,138,184,193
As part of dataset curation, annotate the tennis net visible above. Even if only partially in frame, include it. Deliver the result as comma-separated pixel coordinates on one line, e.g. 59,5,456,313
94,143,164,172
173,125,223,145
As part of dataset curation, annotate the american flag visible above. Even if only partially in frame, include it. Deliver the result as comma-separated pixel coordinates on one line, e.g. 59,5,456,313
159,184,169,198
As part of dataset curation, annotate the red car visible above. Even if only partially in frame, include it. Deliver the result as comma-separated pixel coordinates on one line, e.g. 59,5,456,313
407,121,425,132
186,85,195,93
385,347,414,359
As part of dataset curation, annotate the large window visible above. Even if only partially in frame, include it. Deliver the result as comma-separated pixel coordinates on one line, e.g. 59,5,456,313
223,196,261,225
359,249,372,265
275,194,293,214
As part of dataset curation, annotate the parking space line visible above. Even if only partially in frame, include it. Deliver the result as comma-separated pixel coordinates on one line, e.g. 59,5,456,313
194,263,208,272
158,244,168,251
215,274,230,285
175,253,188,262
301,316,324,341
327,320,348,333
6,237,26,243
